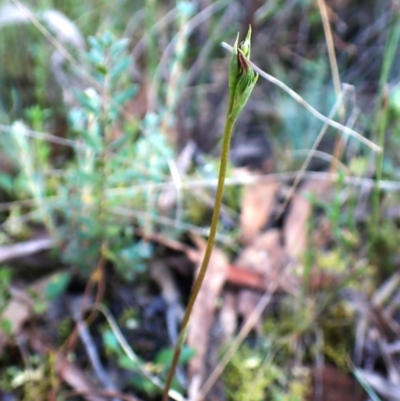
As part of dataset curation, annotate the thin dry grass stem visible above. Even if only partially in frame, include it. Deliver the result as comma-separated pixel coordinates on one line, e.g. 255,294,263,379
221,42,381,153
0,123,155,176
0,124,167,185
160,5,192,147
166,158,184,225
0,199,233,245
0,210,39,229
148,0,228,111
4,169,399,236
0,124,78,148
59,255,107,360
11,0,81,74
185,2,237,86
275,88,348,220
131,7,177,59
0,197,58,212
353,369,391,401
111,206,233,244
63,389,140,401
317,0,349,174
289,149,349,172
93,304,187,401
105,170,400,194
10,0,140,129
190,187,238,219
10,123,59,242
372,272,400,307
198,278,281,399
123,8,145,39
317,0,342,104
0,238,53,264
74,314,120,400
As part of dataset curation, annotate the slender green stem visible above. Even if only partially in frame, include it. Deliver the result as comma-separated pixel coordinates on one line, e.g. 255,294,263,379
370,87,389,245
369,3,400,251
162,113,236,401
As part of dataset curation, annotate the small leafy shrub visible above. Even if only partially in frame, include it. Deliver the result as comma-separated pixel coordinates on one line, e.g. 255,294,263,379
6,31,175,279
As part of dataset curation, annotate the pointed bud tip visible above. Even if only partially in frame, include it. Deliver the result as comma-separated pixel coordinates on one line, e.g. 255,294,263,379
239,25,253,59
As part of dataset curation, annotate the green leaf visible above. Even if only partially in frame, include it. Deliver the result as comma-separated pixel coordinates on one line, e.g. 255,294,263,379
0,318,12,335
129,375,159,397
113,85,137,106
118,355,142,371
154,346,196,368
99,30,114,48
86,47,105,66
95,63,108,76
108,133,130,151
78,128,103,152
45,272,70,300
229,72,258,121
102,330,120,352
109,56,131,79
88,36,103,52
73,89,101,114
110,38,129,58
0,173,13,194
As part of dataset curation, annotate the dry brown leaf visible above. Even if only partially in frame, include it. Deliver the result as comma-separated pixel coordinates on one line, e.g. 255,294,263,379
28,331,108,401
309,365,364,401
226,265,265,291
187,235,230,400
235,229,287,275
236,289,263,333
239,171,279,244
55,357,109,401
0,237,53,264
312,216,333,249
228,229,292,296
0,272,64,350
226,263,338,293
283,179,330,259
218,290,237,340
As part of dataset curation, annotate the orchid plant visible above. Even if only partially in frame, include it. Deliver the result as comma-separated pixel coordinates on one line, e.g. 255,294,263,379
162,26,258,400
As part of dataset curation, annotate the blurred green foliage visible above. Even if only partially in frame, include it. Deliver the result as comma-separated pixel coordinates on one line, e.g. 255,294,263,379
3,31,175,279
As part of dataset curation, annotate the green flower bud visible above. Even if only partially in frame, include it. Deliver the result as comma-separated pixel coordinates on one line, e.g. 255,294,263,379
227,26,258,122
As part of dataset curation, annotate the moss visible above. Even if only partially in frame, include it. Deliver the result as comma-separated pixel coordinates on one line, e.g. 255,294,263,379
224,344,279,401
1,354,58,401
223,344,311,401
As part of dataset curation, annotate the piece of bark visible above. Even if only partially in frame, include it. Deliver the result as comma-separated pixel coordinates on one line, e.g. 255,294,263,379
239,171,279,244
236,289,263,333
218,290,238,341
187,236,230,401
28,330,109,401
283,179,330,259
226,265,265,291
235,229,288,277
0,237,53,264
